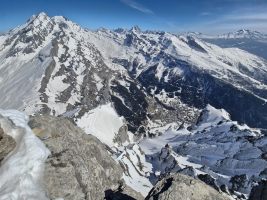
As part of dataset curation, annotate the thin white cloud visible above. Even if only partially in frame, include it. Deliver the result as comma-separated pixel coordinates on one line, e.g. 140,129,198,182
222,13,267,22
195,6,267,34
120,0,154,14
200,12,212,16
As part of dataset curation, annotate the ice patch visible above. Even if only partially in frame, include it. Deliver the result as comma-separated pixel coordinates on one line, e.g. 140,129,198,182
0,110,50,200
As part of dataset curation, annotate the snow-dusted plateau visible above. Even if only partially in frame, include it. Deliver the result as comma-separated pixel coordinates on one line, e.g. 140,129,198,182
0,12,267,200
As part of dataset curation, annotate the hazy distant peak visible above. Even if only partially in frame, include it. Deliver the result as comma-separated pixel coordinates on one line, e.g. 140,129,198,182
218,29,267,39
130,25,141,33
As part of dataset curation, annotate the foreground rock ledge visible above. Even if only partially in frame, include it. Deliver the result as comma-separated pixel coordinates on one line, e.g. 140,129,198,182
145,173,231,200
29,115,143,200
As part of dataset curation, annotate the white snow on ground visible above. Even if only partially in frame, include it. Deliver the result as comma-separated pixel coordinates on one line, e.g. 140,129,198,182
196,104,230,131
155,63,165,81
93,73,104,91
76,104,154,196
139,105,266,196
0,110,50,200
139,123,191,155
117,144,153,196
77,103,124,147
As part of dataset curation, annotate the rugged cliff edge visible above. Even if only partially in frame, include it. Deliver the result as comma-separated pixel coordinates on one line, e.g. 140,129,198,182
29,115,143,200
145,173,231,200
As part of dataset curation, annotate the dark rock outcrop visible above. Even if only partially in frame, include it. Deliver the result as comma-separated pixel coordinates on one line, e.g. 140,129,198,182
249,180,267,200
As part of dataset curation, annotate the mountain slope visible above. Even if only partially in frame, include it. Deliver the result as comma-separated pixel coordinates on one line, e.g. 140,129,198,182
1,13,267,131
217,29,267,40
140,105,267,199
188,29,267,60
1,13,267,199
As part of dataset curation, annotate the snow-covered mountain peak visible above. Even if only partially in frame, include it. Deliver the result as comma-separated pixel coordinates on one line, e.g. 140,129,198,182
22,12,79,35
31,12,49,21
26,12,52,30
130,25,142,33
27,12,50,24
196,105,230,126
113,28,127,34
218,29,267,39
181,29,267,40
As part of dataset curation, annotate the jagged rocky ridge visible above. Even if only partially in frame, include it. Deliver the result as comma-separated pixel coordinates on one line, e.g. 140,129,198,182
0,12,267,199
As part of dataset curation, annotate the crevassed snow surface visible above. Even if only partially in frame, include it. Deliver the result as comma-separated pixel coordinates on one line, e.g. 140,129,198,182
0,110,50,200
77,103,124,147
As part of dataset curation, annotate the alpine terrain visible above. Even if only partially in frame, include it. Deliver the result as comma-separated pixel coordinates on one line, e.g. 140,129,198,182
186,29,267,60
0,13,267,200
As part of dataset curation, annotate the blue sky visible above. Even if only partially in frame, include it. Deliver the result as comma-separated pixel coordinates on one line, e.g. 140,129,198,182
0,0,267,34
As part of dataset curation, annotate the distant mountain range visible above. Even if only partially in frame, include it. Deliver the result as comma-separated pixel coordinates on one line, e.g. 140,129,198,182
183,29,267,40
182,29,267,60
217,29,267,40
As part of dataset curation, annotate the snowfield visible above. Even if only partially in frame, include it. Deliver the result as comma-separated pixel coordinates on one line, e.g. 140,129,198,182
77,103,125,147
0,110,50,199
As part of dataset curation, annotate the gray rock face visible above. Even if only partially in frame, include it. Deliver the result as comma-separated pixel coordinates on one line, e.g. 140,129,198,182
145,173,231,200
0,120,16,163
29,115,143,200
113,123,130,146
249,180,267,200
